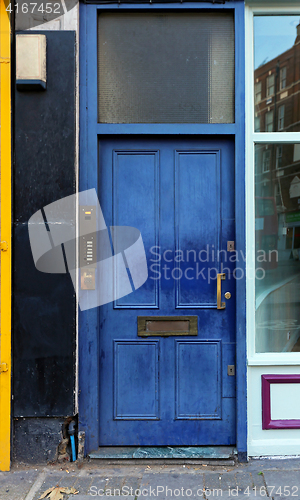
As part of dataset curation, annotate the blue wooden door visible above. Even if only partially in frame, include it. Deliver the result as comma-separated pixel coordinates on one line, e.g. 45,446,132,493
98,136,236,445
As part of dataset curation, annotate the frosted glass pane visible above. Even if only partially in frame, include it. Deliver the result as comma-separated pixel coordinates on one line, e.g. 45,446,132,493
98,12,234,124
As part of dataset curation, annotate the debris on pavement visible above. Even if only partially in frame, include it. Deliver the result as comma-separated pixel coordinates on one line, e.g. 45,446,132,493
39,486,78,500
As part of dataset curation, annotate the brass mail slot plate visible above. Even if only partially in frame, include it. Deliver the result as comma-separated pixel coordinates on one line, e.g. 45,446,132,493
138,316,198,337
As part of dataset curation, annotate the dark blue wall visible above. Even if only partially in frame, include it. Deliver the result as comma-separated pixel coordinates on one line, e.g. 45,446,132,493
13,31,76,462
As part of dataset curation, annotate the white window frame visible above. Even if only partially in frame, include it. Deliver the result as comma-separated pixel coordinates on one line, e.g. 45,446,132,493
280,66,287,90
246,3,300,366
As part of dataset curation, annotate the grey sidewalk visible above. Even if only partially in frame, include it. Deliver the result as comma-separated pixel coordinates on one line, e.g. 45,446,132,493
1,459,300,500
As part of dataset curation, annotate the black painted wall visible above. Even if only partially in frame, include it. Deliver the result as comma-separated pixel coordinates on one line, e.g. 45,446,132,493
13,31,76,460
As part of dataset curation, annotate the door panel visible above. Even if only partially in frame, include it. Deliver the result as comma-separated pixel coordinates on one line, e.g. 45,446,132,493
175,340,221,419
112,150,159,308
114,340,159,420
175,149,221,307
98,137,236,445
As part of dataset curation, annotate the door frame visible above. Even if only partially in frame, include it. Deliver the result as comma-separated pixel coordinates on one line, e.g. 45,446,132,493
79,0,247,461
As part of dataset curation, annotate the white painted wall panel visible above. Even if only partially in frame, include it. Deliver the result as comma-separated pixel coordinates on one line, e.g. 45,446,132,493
271,383,300,420
248,366,300,457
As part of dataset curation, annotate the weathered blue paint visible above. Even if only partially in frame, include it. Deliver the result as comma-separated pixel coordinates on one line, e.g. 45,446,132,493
79,0,247,455
96,124,236,135
234,0,247,461
98,137,236,445
79,1,99,454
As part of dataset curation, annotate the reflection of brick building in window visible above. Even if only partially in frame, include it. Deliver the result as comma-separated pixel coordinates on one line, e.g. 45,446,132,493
255,23,300,252
254,23,300,133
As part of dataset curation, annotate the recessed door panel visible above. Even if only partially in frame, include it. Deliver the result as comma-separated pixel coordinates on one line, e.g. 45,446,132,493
114,340,160,420
112,150,159,308
175,341,222,420
175,150,221,307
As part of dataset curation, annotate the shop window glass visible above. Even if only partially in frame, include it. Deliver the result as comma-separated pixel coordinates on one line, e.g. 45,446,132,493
255,143,300,353
255,149,260,175
255,116,260,132
265,111,273,132
293,144,300,162
262,149,271,172
255,82,262,103
278,105,285,131
254,15,300,132
286,227,293,250
274,182,282,206
276,146,282,169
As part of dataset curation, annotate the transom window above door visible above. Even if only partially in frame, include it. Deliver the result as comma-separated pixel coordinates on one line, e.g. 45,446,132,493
97,12,235,124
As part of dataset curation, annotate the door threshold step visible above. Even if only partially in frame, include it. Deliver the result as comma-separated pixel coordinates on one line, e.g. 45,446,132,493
89,446,237,465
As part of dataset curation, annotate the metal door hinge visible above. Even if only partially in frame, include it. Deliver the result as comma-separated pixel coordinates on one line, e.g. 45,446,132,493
0,363,8,373
1,241,8,251
227,365,235,376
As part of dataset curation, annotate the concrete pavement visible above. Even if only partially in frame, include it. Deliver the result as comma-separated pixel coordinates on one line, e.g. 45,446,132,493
1,458,300,500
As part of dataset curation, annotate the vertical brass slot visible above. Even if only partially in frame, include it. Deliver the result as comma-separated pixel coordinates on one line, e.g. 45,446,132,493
217,273,226,310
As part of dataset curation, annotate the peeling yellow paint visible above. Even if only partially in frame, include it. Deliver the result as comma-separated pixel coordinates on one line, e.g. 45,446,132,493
0,0,11,472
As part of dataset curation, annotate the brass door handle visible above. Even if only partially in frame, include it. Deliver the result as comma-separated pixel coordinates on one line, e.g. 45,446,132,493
217,273,226,309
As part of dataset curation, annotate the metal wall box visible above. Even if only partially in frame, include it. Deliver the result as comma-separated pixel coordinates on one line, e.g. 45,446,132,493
79,206,97,290
16,34,47,90
138,316,198,337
